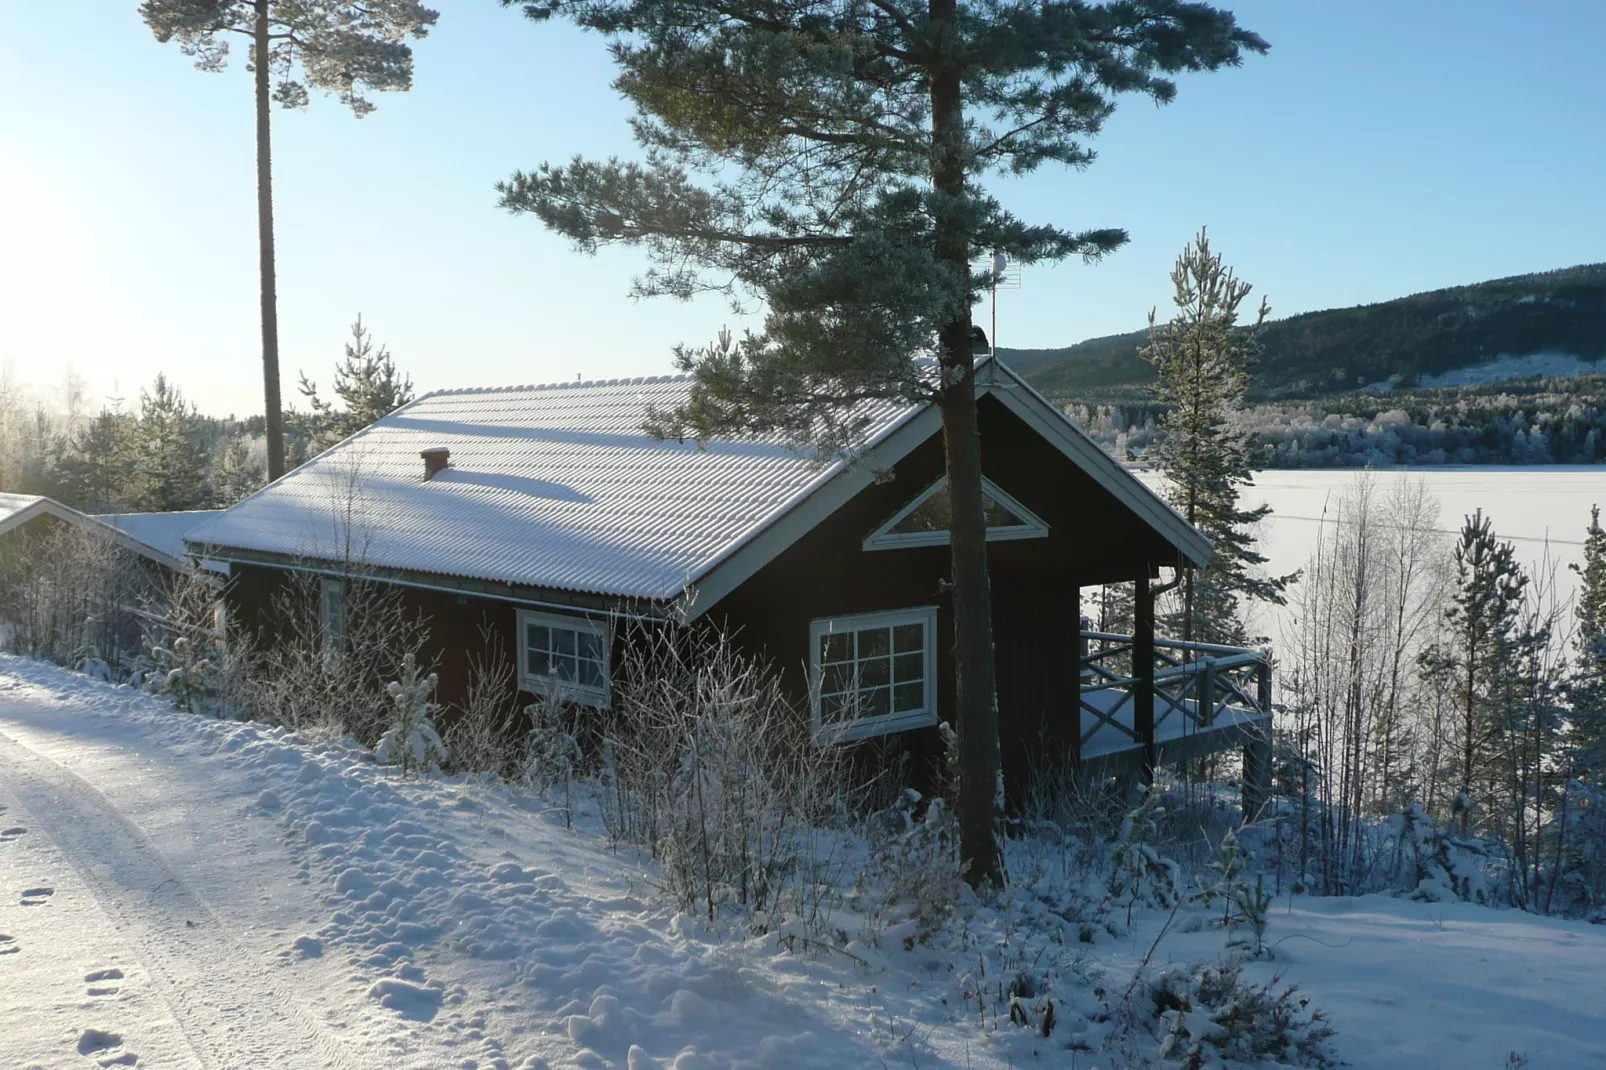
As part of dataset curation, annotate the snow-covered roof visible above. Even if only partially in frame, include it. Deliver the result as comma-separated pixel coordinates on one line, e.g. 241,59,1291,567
184,376,916,604
187,363,1210,610
96,510,221,562
0,494,193,572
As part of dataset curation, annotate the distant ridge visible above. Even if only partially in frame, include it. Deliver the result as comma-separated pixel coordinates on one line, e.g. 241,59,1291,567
1002,262,1606,401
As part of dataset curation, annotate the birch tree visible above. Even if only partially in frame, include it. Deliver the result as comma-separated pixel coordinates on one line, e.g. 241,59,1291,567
497,0,1267,889
139,0,439,482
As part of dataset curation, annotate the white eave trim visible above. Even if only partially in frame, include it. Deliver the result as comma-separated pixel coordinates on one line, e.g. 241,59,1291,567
975,361,1212,568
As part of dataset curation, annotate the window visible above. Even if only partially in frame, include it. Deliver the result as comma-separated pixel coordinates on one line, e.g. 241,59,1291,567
319,578,344,667
809,606,938,742
517,609,610,708
863,476,1048,550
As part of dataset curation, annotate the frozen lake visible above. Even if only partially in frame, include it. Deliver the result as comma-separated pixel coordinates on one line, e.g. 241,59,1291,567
1137,466,1606,643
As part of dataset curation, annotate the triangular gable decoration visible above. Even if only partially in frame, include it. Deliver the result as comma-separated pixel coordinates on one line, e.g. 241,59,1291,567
864,476,1049,550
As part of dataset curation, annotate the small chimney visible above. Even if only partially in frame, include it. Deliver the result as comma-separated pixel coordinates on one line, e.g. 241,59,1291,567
420,447,450,481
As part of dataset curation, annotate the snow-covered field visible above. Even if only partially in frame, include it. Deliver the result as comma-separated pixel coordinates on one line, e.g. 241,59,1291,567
2,656,1604,1069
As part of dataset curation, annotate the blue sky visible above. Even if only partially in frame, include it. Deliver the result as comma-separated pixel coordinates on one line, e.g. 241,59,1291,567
1,1,1602,417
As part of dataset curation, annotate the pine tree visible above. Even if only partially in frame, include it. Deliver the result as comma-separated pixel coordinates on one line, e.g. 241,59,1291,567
140,1,439,481
1143,228,1291,645
297,316,415,451
210,433,265,506
1568,506,1606,770
59,408,136,513
498,0,1267,888
1420,510,1528,832
131,375,209,512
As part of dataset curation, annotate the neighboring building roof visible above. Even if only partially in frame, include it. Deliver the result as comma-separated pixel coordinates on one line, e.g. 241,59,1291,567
95,510,222,563
187,361,1209,614
0,494,193,572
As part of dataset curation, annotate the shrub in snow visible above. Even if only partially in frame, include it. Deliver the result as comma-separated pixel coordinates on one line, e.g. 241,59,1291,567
375,653,446,775
1107,786,1182,925
1400,803,1490,904
522,692,581,827
151,636,216,714
1149,962,1335,1068
865,787,962,945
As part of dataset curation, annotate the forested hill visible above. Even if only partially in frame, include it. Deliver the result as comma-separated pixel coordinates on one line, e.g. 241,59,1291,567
1003,262,1606,401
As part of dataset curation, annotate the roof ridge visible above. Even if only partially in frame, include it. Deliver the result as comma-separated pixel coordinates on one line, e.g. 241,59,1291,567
422,373,694,399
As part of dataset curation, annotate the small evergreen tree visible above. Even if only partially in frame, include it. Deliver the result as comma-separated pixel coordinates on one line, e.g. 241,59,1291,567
376,652,446,774
130,375,209,512
298,316,416,452
1143,228,1292,645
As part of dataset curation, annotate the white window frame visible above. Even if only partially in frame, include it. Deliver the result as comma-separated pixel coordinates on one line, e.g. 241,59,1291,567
809,606,938,744
517,609,611,709
319,577,344,668
863,475,1049,550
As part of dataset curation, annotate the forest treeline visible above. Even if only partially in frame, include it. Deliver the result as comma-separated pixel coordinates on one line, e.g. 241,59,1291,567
1069,375,1606,468
0,318,412,514
1009,261,1606,401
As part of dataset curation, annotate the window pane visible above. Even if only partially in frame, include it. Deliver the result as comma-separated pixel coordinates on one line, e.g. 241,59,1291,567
526,624,549,652
861,687,891,718
858,626,890,658
893,623,924,653
981,492,1029,528
528,648,549,677
892,652,923,683
553,654,578,682
820,693,847,724
859,656,890,688
577,631,602,660
891,487,952,534
578,659,603,689
820,632,852,664
894,682,924,713
823,662,854,696
554,628,577,656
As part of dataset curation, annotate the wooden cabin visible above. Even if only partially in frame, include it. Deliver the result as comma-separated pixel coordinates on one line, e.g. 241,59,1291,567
186,360,1271,808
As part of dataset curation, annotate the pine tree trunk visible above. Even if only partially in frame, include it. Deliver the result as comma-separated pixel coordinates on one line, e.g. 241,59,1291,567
930,0,1001,889
255,2,286,482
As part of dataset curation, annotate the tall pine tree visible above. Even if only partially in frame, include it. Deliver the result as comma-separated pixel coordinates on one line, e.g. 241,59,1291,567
1143,228,1290,645
140,0,439,481
498,0,1267,887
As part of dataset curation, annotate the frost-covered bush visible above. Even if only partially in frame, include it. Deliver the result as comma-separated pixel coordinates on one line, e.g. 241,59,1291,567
600,624,853,927
375,653,446,775
864,786,962,945
1150,962,1335,1068
1107,786,1182,924
521,690,581,827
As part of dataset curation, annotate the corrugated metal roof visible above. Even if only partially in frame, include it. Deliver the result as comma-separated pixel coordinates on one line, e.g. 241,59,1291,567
96,510,221,561
186,376,917,601
0,493,44,525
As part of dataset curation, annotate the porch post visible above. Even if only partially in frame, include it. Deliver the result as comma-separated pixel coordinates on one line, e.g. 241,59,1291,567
1242,659,1273,822
1133,570,1156,784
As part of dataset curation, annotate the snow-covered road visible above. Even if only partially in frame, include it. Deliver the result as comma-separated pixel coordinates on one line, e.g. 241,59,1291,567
3,656,1605,1070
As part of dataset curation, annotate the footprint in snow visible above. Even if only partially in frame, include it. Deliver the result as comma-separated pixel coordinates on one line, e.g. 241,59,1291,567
86,968,124,996
20,886,53,907
0,826,24,841
77,1028,138,1066
0,933,17,955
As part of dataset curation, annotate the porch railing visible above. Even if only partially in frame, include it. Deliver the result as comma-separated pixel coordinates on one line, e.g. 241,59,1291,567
1078,630,1272,753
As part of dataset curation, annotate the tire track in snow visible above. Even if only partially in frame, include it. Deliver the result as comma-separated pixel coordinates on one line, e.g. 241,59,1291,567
0,726,372,1070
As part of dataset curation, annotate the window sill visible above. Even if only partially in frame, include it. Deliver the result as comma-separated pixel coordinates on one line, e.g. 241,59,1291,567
521,674,611,710
814,708,938,744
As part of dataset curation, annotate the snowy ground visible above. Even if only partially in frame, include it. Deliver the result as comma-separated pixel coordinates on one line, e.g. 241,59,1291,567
2,656,1604,1069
